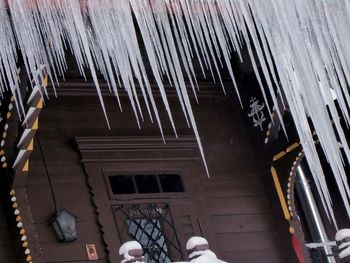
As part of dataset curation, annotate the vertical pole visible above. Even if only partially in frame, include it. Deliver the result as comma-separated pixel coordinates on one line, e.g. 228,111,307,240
295,166,336,263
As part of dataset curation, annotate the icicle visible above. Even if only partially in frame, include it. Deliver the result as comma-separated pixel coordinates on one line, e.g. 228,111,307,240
3,0,350,227
130,0,178,137
62,0,110,128
166,0,199,102
0,0,22,114
179,0,207,78
194,0,225,91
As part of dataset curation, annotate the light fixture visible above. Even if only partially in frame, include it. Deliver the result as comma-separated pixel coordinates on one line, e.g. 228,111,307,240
50,209,78,242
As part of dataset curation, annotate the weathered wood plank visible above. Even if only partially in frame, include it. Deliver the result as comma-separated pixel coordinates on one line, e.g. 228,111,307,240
217,232,281,252
206,197,272,215
211,214,275,233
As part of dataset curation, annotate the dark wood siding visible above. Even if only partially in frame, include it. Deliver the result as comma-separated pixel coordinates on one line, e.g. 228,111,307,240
0,203,16,263
24,84,291,262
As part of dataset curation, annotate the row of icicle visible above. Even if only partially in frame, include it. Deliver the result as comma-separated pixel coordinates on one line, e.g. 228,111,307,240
1,0,350,227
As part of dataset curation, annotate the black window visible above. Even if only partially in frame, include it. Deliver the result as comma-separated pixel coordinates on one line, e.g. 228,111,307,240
109,175,135,194
108,174,184,195
135,175,160,193
159,174,184,192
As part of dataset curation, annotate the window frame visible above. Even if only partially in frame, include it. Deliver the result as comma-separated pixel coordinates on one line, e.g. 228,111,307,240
113,203,184,262
103,170,187,200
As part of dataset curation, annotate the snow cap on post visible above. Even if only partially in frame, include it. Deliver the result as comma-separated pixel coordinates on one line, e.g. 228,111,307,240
119,241,144,263
186,236,209,251
186,236,227,262
335,229,350,260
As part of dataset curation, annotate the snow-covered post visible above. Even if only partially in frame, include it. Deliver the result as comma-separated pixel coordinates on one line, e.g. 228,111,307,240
119,241,145,263
336,229,350,262
185,236,227,263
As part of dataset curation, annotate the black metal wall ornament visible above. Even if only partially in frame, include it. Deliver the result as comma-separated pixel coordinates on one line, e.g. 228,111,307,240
50,209,78,242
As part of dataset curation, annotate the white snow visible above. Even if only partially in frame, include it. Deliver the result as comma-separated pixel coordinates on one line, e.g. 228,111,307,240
336,229,350,241
339,246,350,259
336,229,350,259
185,237,227,263
190,254,227,263
119,241,142,257
186,236,208,250
119,241,144,263
189,250,217,260
335,228,350,259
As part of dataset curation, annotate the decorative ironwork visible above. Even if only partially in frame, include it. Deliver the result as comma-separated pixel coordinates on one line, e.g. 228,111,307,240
114,203,183,263
247,97,266,131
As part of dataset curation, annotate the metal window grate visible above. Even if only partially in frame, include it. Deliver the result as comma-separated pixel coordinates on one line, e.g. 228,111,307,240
115,203,183,263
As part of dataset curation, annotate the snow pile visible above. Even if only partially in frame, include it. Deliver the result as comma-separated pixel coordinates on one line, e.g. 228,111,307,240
186,236,208,251
190,254,227,263
336,229,350,259
119,241,144,263
186,237,227,263
0,0,350,225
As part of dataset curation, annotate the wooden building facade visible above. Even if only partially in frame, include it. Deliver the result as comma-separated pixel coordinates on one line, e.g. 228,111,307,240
3,49,347,263
0,70,299,262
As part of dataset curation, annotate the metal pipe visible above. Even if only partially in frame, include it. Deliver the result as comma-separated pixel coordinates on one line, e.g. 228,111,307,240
295,165,336,263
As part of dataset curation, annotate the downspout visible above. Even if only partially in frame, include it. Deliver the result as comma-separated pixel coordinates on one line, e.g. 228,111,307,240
295,165,336,263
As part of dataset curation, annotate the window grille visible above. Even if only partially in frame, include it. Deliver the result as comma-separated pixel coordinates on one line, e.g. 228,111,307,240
114,203,183,263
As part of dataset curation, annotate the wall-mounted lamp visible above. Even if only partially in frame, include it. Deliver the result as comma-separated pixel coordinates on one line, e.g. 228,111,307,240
50,209,78,242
